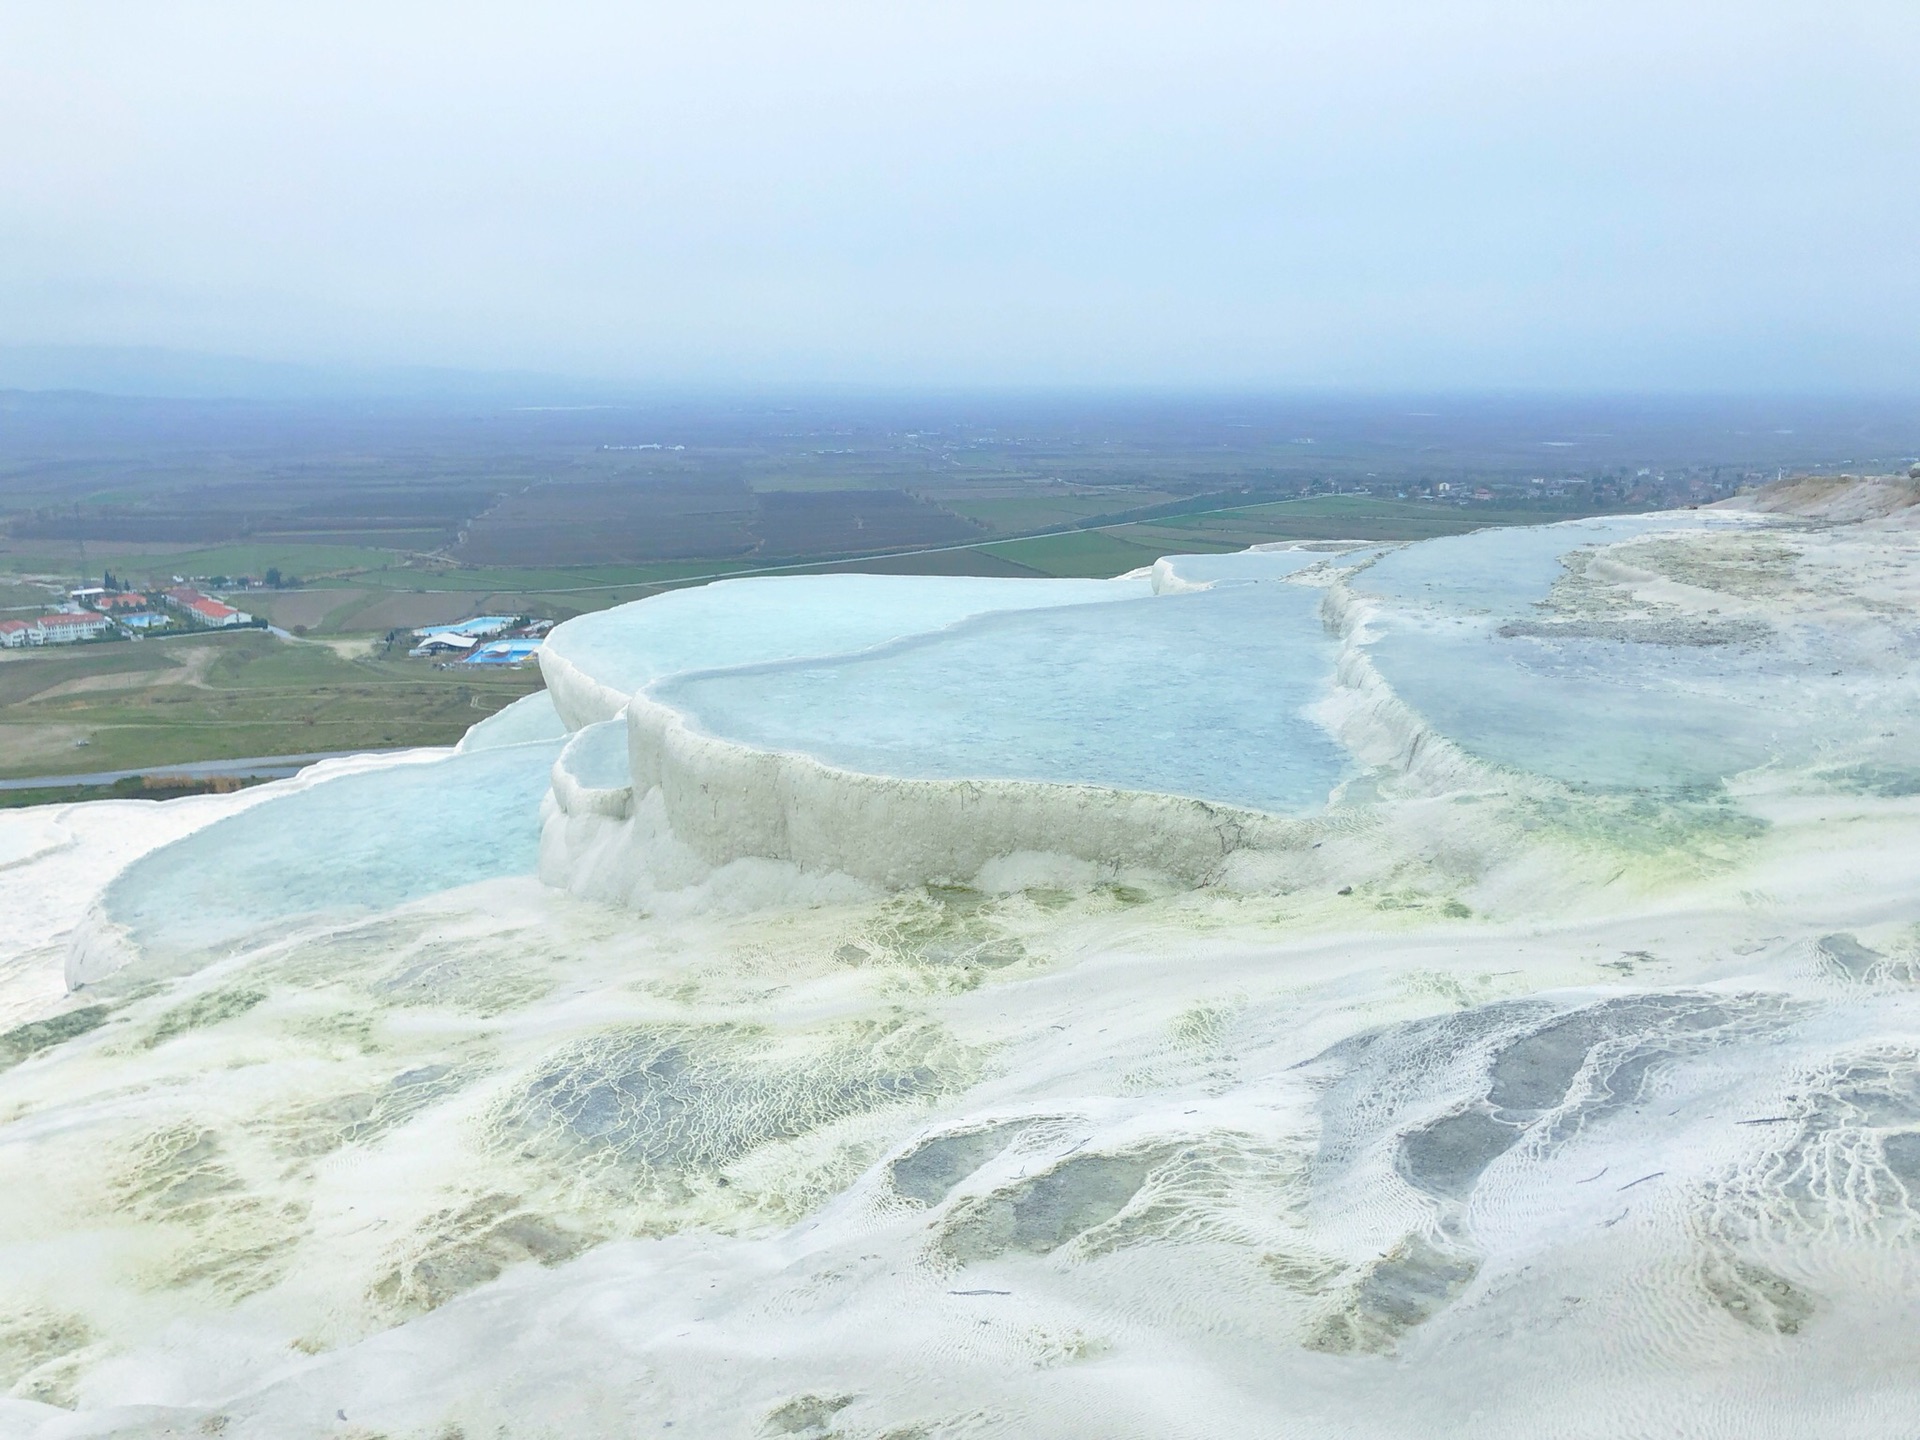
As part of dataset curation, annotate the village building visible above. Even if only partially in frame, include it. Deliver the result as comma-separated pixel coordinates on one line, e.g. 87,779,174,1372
185,595,250,626
163,587,252,627
6,612,117,645
409,632,481,658
462,637,544,666
414,616,516,641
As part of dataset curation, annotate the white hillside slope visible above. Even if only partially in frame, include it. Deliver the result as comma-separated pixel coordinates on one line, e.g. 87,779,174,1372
0,489,1919,1436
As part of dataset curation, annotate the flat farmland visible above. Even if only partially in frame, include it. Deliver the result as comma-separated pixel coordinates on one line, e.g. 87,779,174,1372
0,540,412,584
0,578,61,612
962,495,1615,578
0,630,541,779
6,476,491,549
941,491,1183,534
1136,494,1583,544
455,481,982,566
0,388,1731,773
456,477,761,566
752,489,982,558
976,529,1169,577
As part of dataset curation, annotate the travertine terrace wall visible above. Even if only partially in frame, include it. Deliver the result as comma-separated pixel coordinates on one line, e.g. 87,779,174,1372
612,691,1316,889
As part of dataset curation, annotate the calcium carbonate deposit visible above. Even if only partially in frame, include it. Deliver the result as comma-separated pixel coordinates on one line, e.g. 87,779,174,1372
5,478,1920,1437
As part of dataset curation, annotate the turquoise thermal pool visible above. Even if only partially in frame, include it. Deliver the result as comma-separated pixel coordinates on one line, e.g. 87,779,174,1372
88,738,563,977
656,581,1350,813
541,573,1150,697
552,512,1919,813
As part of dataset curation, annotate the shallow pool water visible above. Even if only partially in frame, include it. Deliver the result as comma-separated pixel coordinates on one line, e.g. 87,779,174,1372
544,573,1150,695
660,582,1351,813
1352,512,1741,614
556,518,1889,807
1342,512,1877,788
1368,621,1787,787
458,691,568,751
100,739,563,968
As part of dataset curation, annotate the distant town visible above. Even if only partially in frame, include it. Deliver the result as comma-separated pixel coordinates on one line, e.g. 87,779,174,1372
0,570,547,668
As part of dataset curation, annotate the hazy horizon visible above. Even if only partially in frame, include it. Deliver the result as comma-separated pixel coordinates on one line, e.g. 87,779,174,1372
9,344,1920,411
4,2,1917,393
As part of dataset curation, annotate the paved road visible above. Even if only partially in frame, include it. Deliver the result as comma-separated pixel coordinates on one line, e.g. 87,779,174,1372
0,750,396,791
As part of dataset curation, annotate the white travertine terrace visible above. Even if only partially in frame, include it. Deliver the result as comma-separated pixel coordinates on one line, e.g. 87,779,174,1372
538,512,1870,905
535,561,1377,910
10,486,1920,1436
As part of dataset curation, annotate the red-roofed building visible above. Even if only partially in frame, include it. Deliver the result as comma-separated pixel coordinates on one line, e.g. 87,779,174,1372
186,596,249,626
29,612,114,644
163,588,252,627
93,591,149,611
0,620,32,648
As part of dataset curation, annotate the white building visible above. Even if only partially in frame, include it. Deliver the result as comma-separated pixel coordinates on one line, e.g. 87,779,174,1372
184,596,251,627
3,613,116,646
409,632,480,658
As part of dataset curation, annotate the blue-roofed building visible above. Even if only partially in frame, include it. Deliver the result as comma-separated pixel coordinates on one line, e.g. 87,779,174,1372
414,616,517,641
463,638,543,666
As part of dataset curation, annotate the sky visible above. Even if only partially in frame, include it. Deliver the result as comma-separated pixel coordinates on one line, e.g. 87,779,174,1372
3,1,1917,393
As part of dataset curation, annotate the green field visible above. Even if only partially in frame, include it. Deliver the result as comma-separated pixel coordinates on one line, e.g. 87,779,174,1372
963,495,1585,578
978,529,1168,577
944,492,1182,534
339,557,765,594
0,541,412,583
0,630,542,780
1142,494,1577,542
0,578,61,612
0,496,1601,635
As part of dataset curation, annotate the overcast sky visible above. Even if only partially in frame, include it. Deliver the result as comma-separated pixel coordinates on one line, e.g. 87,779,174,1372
3,1,1916,391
